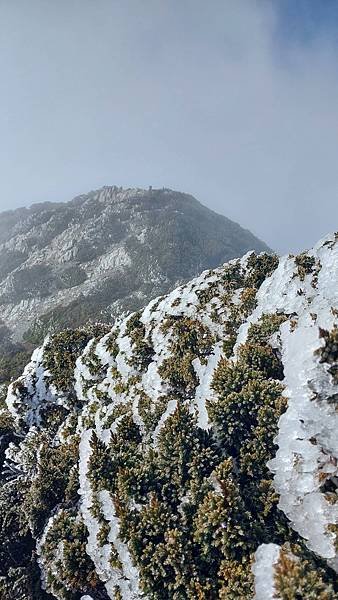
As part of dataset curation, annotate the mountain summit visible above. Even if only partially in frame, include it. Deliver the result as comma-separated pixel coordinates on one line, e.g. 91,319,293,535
0,186,269,340
0,186,269,388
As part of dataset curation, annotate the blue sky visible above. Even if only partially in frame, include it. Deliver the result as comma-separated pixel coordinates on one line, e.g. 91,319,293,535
276,0,338,44
0,1,337,253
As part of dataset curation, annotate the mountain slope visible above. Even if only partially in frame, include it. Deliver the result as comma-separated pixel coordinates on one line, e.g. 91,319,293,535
0,186,270,402
0,233,337,599
0,186,269,342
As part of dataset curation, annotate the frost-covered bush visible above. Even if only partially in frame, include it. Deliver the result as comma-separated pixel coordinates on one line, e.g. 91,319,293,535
252,543,336,600
0,235,337,599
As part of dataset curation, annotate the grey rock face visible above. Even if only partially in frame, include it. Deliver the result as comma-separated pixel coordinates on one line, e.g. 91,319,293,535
0,186,269,342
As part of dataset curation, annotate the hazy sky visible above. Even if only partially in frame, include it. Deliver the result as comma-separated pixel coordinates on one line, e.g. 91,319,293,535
1,1,338,253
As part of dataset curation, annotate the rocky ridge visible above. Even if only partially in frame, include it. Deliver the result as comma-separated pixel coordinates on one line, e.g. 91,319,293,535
0,185,269,394
0,186,269,341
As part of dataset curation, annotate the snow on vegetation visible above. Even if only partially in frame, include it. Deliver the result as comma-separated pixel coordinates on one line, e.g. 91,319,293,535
252,543,281,600
0,234,337,599
5,339,61,427
267,237,338,567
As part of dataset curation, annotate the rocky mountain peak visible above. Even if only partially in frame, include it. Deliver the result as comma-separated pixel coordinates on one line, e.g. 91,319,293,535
0,186,269,355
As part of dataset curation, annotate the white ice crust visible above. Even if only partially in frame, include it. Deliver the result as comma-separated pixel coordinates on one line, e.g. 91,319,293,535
252,543,281,600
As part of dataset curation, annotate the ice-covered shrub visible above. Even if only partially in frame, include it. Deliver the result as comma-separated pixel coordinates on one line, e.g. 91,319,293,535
0,236,337,598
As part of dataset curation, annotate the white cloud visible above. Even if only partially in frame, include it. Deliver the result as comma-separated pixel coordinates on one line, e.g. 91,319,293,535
0,0,337,252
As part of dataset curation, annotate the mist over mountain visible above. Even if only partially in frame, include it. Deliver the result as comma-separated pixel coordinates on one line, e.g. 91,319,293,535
0,185,269,390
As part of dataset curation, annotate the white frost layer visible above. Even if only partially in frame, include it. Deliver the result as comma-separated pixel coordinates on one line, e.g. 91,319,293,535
99,489,141,599
78,428,141,599
192,341,222,430
269,322,338,564
78,429,113,590
227,234,338,564
152,399,177,446
36,510,73,600
36,512,57,594
252,543,281,600
261,235,338,565
74,339,97,402
5,341,60,427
